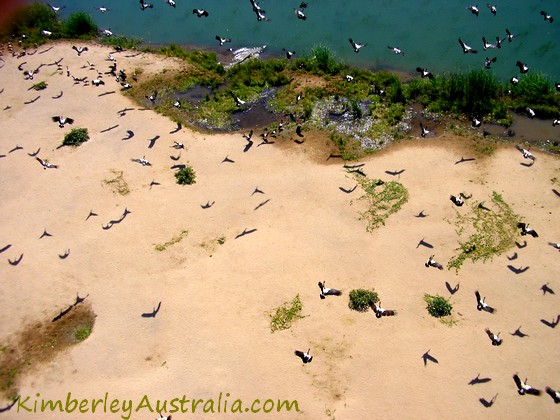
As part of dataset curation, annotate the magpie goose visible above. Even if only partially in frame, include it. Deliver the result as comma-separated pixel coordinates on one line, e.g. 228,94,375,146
132,156,151,166
97,7,109,13
472,117,482,127
467,5,479,16
545,387,560,403
349,38,366,53
72,45,88,56
540,10,554,23
156,413,172,420
425,255,444,270
475,290,495,313
294,349,313,363
485,328,502,345
513,374,541,395
484,56,497,69
510,76,519,85
505,29,518,43
344,74,354,82
372,302,397,318
36,157,58,169
166,0,176,7
420,123,431,138
294,9,306,20
556,83,560,92
146,91,157,103
318,281,342,299
232,93,246,107
482,37,498,50
416,67,433,79
388,46,405,56
517,222,538,237
173,99,181,108
215,36,231,46
47,4,65,13
516,145,535,161
41,30,52,37
193,9,209,17
526,107,535,118
92,79,105,86
172,141,184,149
515,61,529,74
459,38,478,54
553,119,560,127
139,0,154,10
52,115,74,127
101,28,113,37
450,195,464,206
283,49,295,59
486,4,496,15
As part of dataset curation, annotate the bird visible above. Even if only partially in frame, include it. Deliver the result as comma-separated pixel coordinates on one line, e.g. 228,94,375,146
294,349,313,363
232,94,245,107
545,387,560,403
516,61,529,74
97,6,109,13
485,328,502,346
91,79,105,86
513,375,541,395
556,82,560,92
172,141,184,149
540,10,554,23
484,56,497,69
553,119,560,127
131,156,151,166
193,9,209,17
505,29,518,43
349,38,366,53
425,255,444,270
482,37,498,50
516,145,535,162
450,195,464,206
51,115,74,127
243,130,253,141
526,107,535,119
173,99,181,108
41,30,52,37
120,83,132,90
47,4,65,13
518,222,538,237
416,67,433,79
467,5,479,16
344,74,354,82
510,76,519,85
72,46,88,57
155,413,172,420
459,38,478,54
101,28,114,37
36,157,58,169
317,281,342,299
420,123,431,138
282,49,295,59
472,117,482,127
146,91,157,103
166,0,176,7
372,301,397,318
388,46,405,56
294,9,306,20
475,290,495,313
486,4,496,15
215,35,231,46
139,0,154,10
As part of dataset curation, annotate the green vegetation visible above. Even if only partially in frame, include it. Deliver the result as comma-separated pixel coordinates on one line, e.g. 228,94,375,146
270,295,305,332
155,230,189,251
175,165,197,185
424,294,452,318
354,177,409,232
62,127,89,147
63,12,98,38
348,289,379,312
31,81,47,91
103,170,130,196
448,191,520,272
74,323,92,341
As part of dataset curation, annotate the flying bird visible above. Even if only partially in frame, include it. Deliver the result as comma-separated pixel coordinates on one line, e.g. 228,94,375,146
515,61,529,74
425,255,444,270
459,38,478,54
540,10,554,23
545,387,560,403
215,35,231,46
450,194,464,206
420,123,431,138
467,5,479,16
349,38,366,53
294,349,313,363
131,156,151,166
482,37,498,50
388,46,405,56
372,301,397,318
193,9,209,17
294,8,306,20
282,49,295,59
166,0,176,7
505,29,518,43
317,281,342,299
516,145,535,161
36,157,58,169
139,0,154,10
484,57,497,69
51,115,74,127
486,4,496,15
416,67,433,79
517,222,538,238
475,290,495,313
513,374,541,395
72,46,88,56
47,4,65,13
485,328,502,346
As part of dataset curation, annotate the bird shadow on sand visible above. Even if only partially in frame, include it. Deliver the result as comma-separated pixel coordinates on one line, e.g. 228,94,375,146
141,301,162,318
510,326,529,338
552,189,560,198
235,228,257,239
479,394,498,408
468,374,492,385
515,240,527,249
385,169,405,176
339,185,357,194
445,281,460,295
507,265,529,274
98,91,116,97
52,293,89,322
100,124,119,133
8,253,23,266
540,315,560,329
0,244,12,254
254,199,270,211
0,396,19,413
421,350,438,366
540,283,555,295
416,238,434,249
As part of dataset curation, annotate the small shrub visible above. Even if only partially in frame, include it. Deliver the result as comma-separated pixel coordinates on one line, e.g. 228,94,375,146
63,12,98,38
31,81,47,91
270,295,304,332
348,288,379,312
424,294,452,318
63,128,89,147
175,165,196,185
74,323,92,341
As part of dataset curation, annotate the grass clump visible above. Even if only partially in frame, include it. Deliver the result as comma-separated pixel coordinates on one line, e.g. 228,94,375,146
155,230,189,252
424,294,452,318
175,165,196,185
31,81,47,91
103,170,130,195
74,323,92,341
354,177,409,231
63,12,98,38
348,288,379,312
62,127,89,147
448,191,520,272
270,295,305,332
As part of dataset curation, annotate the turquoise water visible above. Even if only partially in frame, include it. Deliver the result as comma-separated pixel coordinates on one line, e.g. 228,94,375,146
51,0,558,81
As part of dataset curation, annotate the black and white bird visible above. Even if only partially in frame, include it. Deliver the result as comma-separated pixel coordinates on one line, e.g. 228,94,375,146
36,157,58,169
467,5,479,16
92,79,105,86
52,115,74,127
344,74,354,82
155,413,172,420
172,141,184,149
517,222,538,238
372,301,397,318
47,4,65,13
283,48,295,59
486,3,496,15
101,28,113,37
526,107,536,119
485,328,502,346
472,117,482,127
293,8,306,20
516,146,535,162
132,156,151,166
318,281,342,299
556,83,560,92
41,30,52,37
450,194,464,206
72,45,88,56
232,94,246,107
416,67,433,79
294,349,313,363
484,56,497,69
349,38,366,53
425,255,444,270
146,91,157,103
510,76,519,85
388,46,405,56
545,387,560,403
475,290,495,313
482,37,498,50
540,10,554,23
193,8,209,17
420,123,431,138
139,0,154,10
459,38,478,54
97,6,110,13
215,35,231,46
505,29,518,43
515,61,529,74
173,99,181,108
166,0,176,7
513,374,541,395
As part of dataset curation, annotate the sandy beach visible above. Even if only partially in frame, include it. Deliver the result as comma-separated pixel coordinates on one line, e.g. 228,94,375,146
0,41,559,419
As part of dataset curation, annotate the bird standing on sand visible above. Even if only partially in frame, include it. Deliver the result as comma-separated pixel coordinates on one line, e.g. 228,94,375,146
513,375,541,395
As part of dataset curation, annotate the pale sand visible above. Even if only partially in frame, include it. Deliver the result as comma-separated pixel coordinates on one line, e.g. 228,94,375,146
0,41,559,419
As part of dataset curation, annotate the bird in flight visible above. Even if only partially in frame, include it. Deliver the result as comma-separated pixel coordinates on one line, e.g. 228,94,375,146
349,38,366,53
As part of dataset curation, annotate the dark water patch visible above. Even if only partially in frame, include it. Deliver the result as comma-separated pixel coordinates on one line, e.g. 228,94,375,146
176,86,213,105
232,89,283,130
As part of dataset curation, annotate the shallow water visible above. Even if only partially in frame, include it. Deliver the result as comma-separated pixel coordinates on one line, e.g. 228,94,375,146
50,0,559,81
